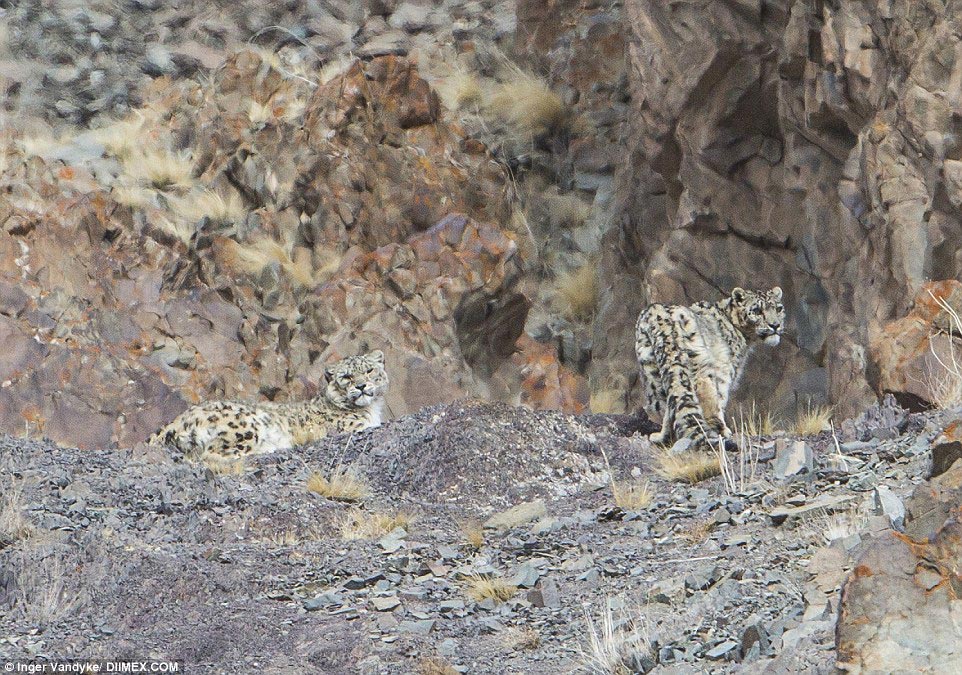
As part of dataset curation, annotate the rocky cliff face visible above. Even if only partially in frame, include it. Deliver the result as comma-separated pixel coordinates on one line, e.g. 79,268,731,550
600,0,962,419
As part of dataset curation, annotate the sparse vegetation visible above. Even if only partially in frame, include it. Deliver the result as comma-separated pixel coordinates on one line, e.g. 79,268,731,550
545,191,591,230
807,502,868,544
554,261,599,322
655,450,721,484
461,518,485,549
307,464,371,502
462,573,518,603
611,477,653,511
439,71,484,111
793,403,833,436
112,184,157,210
338,509,414,540
15,555,83,627
678,518,715,544
216,237,341,289
716,417,762,496
735,401,778,437
202,454,246,476
488,72,570,138
248,100,274,127
95,112,151,160
122,146,194,192
0,483,33,548
503,627,541,650
174,189,246,227
416,658,459,675
927,290,962,408
578,601,652,675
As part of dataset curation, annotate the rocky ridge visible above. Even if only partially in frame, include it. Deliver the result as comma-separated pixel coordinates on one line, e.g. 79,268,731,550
2,398,960,672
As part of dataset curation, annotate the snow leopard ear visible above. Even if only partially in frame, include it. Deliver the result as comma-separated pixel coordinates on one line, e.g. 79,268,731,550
369,350,384,364
731,287,747,303
324,365,336,382
770,286,782,301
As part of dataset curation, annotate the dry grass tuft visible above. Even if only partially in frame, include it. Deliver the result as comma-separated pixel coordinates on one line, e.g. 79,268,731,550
95,113,150,160
554,261,599,322
307,465,370,502
735,402,777,437
488,73,569,138
122,146,194,191
439,72,484,111
218,237,340,288
927,290,962,409
112,184,157,210
503,626,542,650
461,518,485,549
611,477,653,512
0,483,34,548
153,215,197,246
654,450,721,484
808,503,868,545
793,403,833,436
248,100,275,127
175,189,245,227
578,601,652,675
463,574,518,603
589,389,623,414
678,519,715,545
417,658,459,675
338,509,414,540
202,454,246,476
546,192,591,230
16,555,82,626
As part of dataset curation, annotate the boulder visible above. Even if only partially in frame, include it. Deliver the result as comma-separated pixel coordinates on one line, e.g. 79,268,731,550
837,462,962,672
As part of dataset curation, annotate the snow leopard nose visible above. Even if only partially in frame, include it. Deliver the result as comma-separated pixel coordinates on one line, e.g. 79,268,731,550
769,323,781,332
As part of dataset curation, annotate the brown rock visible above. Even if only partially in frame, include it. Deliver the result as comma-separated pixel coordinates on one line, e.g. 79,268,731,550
870,280,962,411
837,462,962,672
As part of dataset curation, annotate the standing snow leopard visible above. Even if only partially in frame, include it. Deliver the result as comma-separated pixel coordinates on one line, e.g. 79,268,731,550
635,287,784,446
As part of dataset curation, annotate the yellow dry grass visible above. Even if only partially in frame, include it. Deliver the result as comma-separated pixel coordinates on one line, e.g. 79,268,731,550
0,483,33,546
201,454,246,476
503,627,541,650
248,100,274,127
122,146,194,191
95,112,150,160
488,73,569,137
307,465,370,503
174,189,245,226
218,237,341,288
461,518,485,549
416,658,459,675
654,450,721,484
439,72,484,111
735,402,777,437
554,261,599,322
111,184,157,210
546,192,591,230
678,519,715,545
462,574,518,603
793,403,833,436
611,477,654,511
338,509,414,540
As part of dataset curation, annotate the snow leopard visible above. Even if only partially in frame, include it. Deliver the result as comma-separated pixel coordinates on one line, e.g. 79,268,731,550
635,287,784,446
148,351,388,458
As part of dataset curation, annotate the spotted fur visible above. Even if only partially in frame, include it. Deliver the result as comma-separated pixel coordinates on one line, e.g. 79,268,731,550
148,351,388,458
635,287,784,446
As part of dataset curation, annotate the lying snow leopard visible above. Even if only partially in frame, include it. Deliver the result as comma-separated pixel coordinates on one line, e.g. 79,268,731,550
636,287,784,446
149,351,388,458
